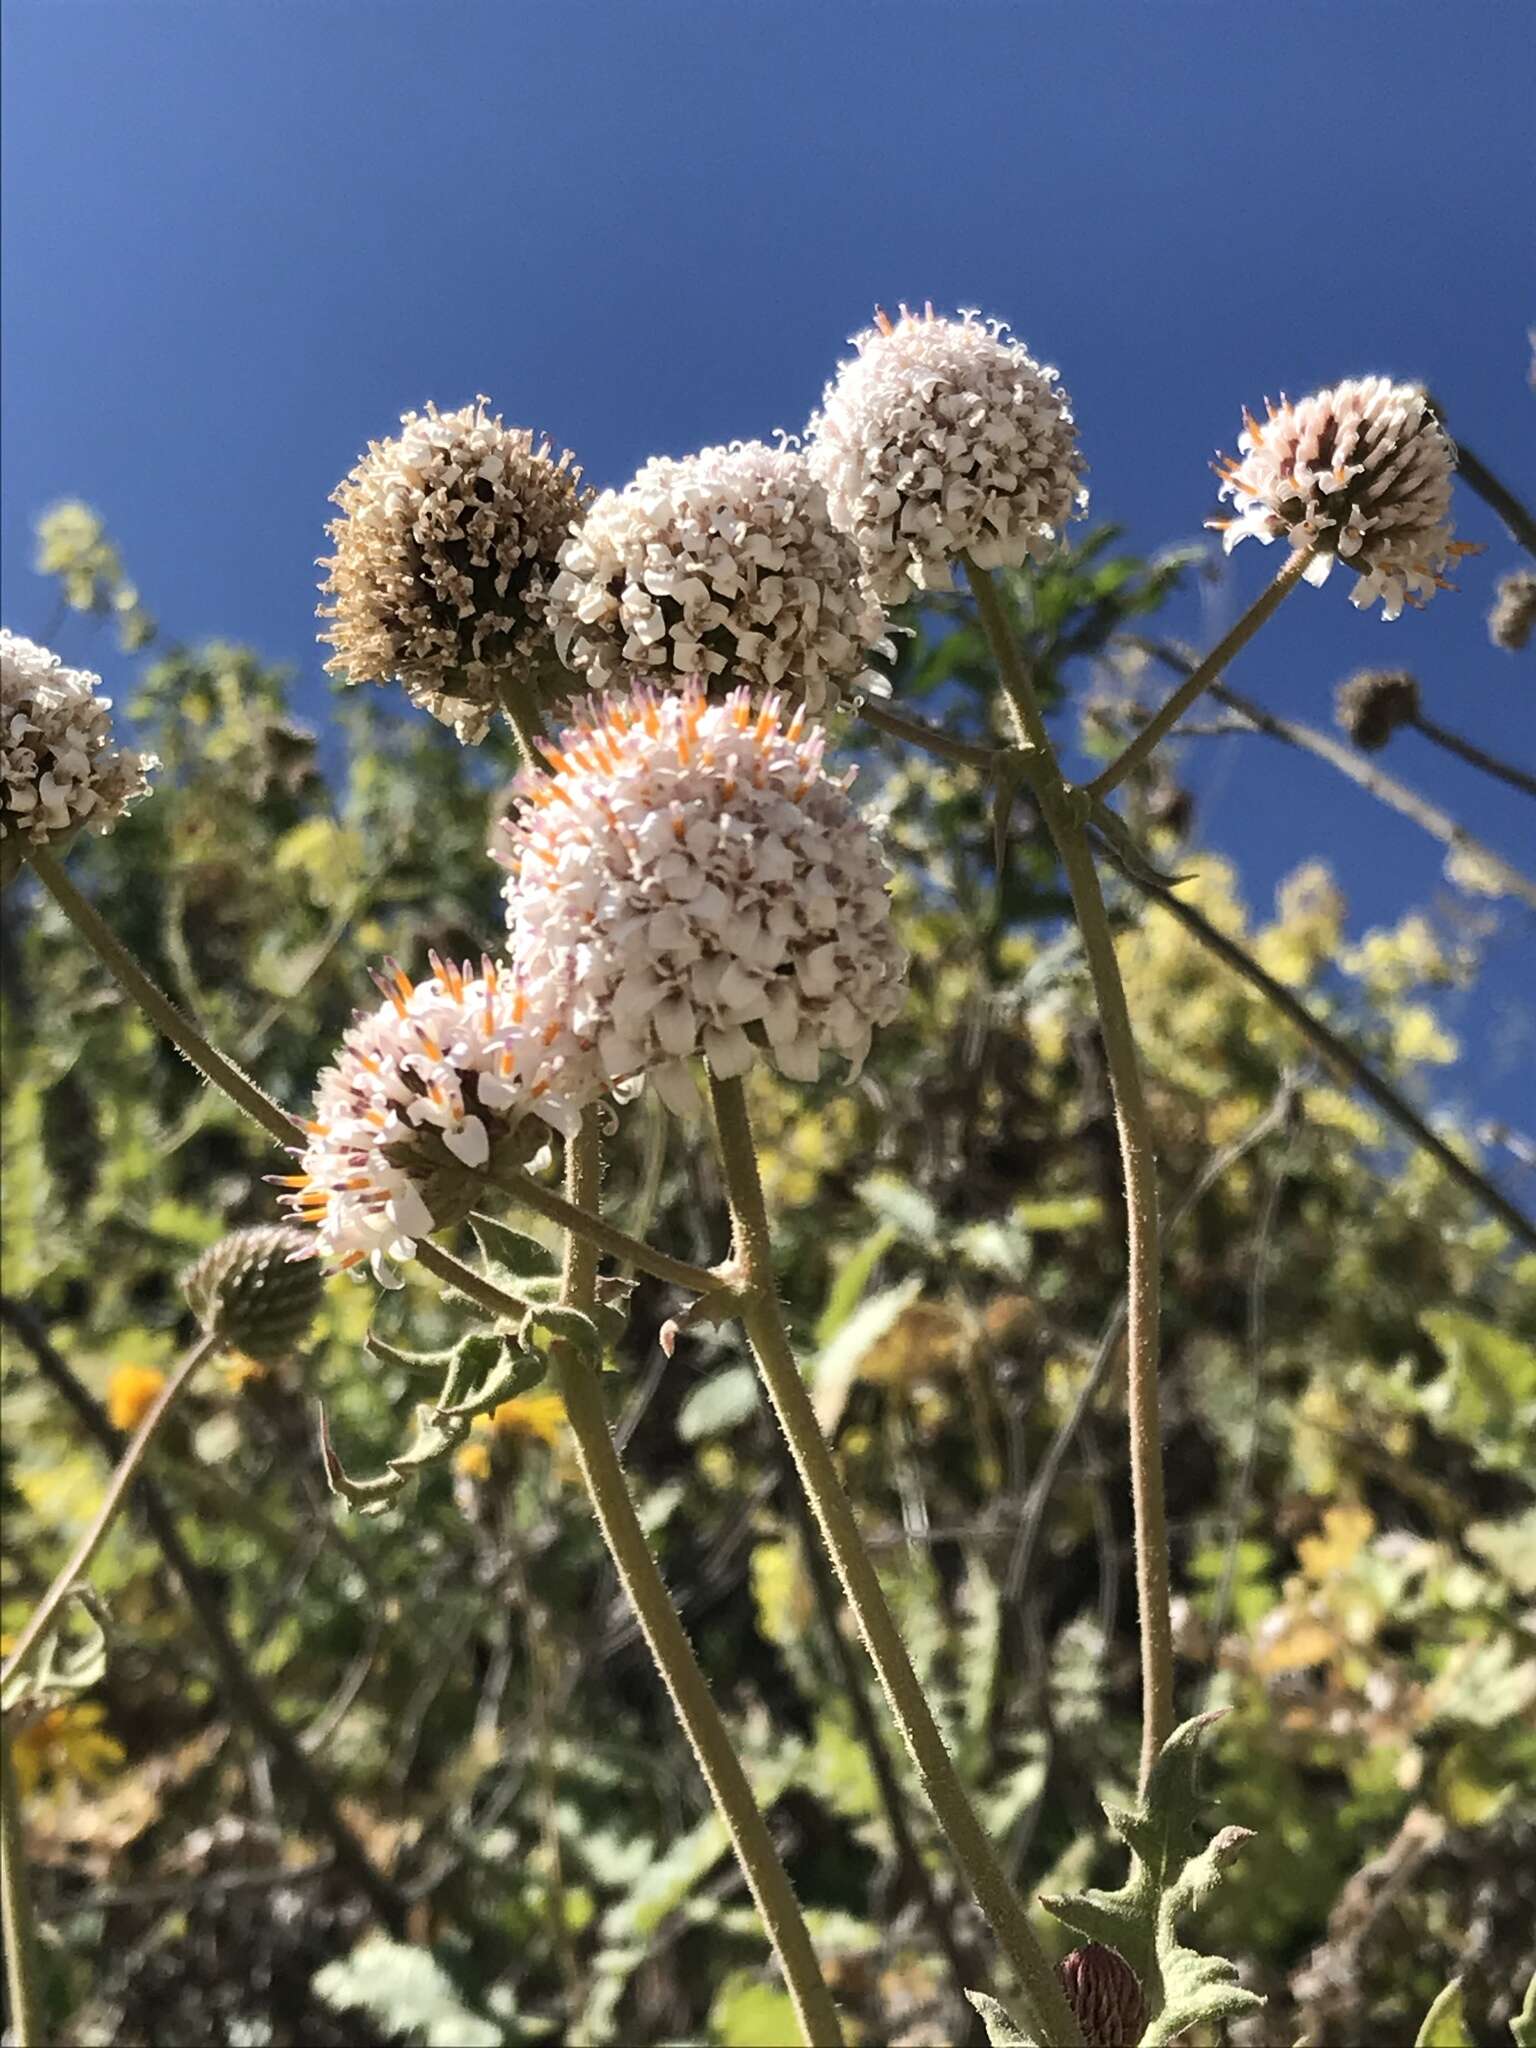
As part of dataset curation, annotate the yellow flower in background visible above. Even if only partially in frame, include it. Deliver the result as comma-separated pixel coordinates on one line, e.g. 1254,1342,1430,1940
10,1701,124,1797
486,1393,566,1447
454,1393,568,1481
454,1438,493,1482
106,1364,166,1432
221,1350,270,1392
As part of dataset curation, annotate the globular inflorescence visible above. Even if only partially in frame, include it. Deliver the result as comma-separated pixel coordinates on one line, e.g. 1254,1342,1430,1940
548,440,889,712
319,400,586,742
495,682,908,1114
1213,378,1463,619
806,305,1086,603
1,630,155,859
278,955,595,1281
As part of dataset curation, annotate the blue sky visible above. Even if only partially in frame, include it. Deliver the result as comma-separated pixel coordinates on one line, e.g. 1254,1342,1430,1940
3,1,1533,1166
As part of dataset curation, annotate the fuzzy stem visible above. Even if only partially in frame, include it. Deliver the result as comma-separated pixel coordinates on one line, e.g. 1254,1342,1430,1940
29,843,718,1295
706,1070,1081,2048
27,845,295,1152
481,1162,719,1298
433,1212,843,2047
1410,711,1536,801
1,1717,44,2047
967,560,1174,1794
0,1333,220,1694
1087,548,1312,799
494,670,548,767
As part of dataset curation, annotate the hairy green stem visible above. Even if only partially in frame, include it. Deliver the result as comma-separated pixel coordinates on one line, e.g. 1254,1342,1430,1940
482,1161,719,1298
494,670,548,767
706,1071,1081,2048
967,560,1174,1794
1087,548,1312,799
1,1333,220,1695
425,1220,844,2045
1,1717,44,2046
28,844,296,1152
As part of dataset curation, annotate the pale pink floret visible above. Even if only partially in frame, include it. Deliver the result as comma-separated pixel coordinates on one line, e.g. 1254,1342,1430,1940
279,956,595,1284
1213,377,1466,619
495,682,908,1114
806,306,1086,603
2,630,155,849
548,439,890,712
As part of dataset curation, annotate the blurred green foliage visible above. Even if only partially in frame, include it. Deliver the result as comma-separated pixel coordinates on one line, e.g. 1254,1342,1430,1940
2,517,1532,2046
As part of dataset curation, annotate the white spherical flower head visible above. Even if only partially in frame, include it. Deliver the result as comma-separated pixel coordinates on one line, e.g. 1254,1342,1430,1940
805,305,1087,604
2,631,155,865
319,399,587,742
547,440,890,712
276,954,593,1283
495,683,908,1114
1213,378,1467,619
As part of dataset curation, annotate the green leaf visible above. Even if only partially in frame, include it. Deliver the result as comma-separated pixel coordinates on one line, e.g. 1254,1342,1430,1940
810,1275,923,1434
313,1935,504,2046
1042,1712,1264,2045
1,1587,109,1712
815,1221,899,1346
520,1303,603,1369
1416,1978,1474,2048
1511,1971,1535,2047
365,1332,459,1376
433,1343,543,1423
677,1364,759,1442
857,1172,940,1244
469,1213,558,1281
964,1990,1040,2046
709,1970,801,2047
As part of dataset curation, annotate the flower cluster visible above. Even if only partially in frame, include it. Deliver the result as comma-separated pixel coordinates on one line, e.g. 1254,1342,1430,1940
1213,378,1461,618
548,440,888,711
806,306,1086,602
1,630,154,856
319,400,586,742
279,955,593,1279
495,683,908,1113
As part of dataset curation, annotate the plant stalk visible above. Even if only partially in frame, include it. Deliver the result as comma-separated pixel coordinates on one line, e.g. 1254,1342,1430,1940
706,1070,1081,2048
1410,711,1536,801
1,1332,220,1694
1,1716,44,2047
27,845,296,1152
448,1146,844,2047
967,560,1174,1794
1086,548,1312,798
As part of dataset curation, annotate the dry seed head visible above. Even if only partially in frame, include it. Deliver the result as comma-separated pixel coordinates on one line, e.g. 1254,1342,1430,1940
319,399,586,742
549,439,890,712
806,304,1086,603
182,1225,325,1363
495,681,908,1113
1488,568,1536,651
1335,668,1422,751
1213,378,1463,618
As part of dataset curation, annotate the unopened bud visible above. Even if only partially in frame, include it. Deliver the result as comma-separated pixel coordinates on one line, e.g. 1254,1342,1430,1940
1058,1944,1147,2048
183,1225,323,1363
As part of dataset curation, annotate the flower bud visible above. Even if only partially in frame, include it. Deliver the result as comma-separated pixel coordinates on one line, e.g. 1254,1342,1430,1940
1057,1944,1147,2048
182,1225,325,1362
